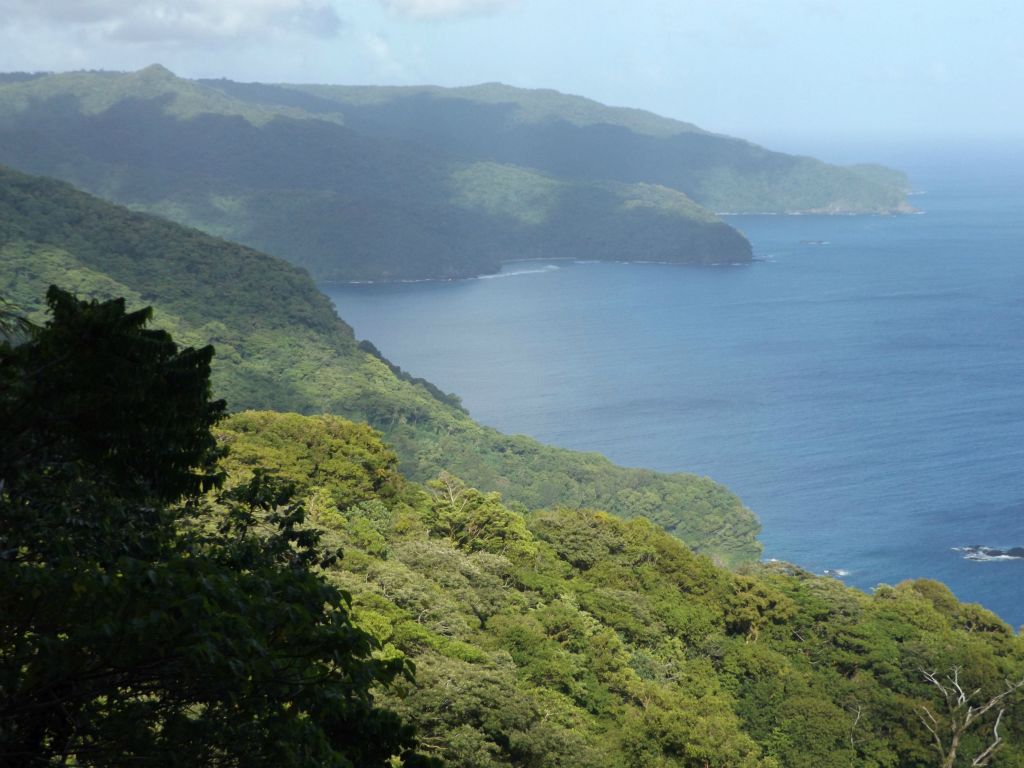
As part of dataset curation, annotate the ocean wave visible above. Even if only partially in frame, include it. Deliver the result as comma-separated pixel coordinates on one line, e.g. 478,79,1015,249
477,265,560,280
954,545,1024,562
823,568,850,578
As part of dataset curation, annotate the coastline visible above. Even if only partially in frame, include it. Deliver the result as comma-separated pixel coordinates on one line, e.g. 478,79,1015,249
320,255,756,287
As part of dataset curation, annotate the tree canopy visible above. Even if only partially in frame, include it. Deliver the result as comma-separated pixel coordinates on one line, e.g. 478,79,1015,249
218,409,1024,768
0,287,434,767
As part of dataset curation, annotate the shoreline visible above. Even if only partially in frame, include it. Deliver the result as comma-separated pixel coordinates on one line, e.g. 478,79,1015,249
321,256,757,287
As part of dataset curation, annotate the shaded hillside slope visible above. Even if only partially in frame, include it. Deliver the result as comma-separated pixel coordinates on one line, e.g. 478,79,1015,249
0,66,750,281
0,165,759,563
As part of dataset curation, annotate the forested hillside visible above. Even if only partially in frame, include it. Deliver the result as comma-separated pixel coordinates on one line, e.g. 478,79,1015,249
212,408,1024,766
0,66,750,281
0,164,759,564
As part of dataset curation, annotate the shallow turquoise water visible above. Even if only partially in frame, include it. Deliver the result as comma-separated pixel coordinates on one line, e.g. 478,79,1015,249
323,158,1024,626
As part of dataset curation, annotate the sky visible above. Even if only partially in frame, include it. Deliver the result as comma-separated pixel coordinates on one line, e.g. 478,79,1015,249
1,0,1022,156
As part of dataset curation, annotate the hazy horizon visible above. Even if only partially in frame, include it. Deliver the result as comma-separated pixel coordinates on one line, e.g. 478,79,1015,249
2,0,1022,158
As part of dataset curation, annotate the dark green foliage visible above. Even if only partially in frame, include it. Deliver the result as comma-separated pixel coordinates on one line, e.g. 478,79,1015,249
0,165,344,336
0,165,762,563
2,286,225,507
0,293,433,767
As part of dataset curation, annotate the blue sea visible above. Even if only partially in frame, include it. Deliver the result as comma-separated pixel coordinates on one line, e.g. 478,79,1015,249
323,149,1024,627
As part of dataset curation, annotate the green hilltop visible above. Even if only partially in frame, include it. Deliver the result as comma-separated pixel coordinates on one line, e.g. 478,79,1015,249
0,164,759,564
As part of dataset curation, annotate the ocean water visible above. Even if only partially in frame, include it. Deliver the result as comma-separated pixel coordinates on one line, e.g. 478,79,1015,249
323,155,1024,627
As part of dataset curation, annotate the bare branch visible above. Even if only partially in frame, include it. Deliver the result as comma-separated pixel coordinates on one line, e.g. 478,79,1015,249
948,667,968,707
848,704,863,748
919,669,1024,768
916,705,945,757
923,668,953,703
971,708,1005,767
965,678,1024,728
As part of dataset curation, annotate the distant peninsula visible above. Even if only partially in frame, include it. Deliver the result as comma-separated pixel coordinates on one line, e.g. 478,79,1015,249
0,65,910,282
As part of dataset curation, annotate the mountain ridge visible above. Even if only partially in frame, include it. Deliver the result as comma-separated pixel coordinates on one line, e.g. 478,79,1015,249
0,66,909,282
245,78,912,214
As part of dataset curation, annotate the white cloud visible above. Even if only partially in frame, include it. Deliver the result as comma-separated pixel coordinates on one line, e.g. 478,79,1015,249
379,0,517,20
0,0,342,42
361,32,407,76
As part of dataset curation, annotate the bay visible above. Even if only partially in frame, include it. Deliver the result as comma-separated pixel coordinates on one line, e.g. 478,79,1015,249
323,154,1024,627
